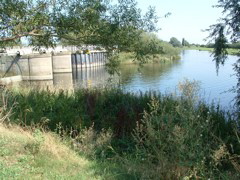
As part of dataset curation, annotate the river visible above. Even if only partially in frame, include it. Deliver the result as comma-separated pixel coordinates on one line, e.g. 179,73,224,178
118,50,238,109
22,50,238,110
71,50,238,109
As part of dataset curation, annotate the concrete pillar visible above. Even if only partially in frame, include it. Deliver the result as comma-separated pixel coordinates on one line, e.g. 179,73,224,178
52,53,72,73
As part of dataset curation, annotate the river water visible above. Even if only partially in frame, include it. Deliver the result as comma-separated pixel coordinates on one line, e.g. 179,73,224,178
117,50,238,109
72,50,238,109
22,50,238,109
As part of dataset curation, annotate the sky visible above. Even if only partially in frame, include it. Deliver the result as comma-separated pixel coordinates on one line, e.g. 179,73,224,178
137,0,223,44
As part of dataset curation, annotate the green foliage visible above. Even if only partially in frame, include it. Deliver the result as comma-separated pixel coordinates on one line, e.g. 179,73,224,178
72,125,113,159
159,40,180,57
208,0,240,46
213,25,228,73
182,38,190,47
132,33,164,63
119,33,180,64
183,46,239,55
24,129,44,155
105,53,121,75
117,84,240,179
7,88,152,137
0,0,158,52
0,0,55,48
1,83,240,179
5,86,238,141
124,98,239,179
169,37,182,47
228,42,240,49
208,0,240,111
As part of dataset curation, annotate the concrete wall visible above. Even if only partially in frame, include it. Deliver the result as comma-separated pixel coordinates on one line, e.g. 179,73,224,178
0,75,22,84
0,52,107,84
53,53,72,73
0,54,71,80
20,54,53,80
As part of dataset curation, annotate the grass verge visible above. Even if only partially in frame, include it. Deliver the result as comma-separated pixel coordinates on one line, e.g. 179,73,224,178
183,47,239,55
0,123,132,179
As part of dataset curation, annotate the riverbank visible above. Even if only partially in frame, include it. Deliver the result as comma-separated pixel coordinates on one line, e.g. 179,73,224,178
118,52,180,64
1,85,239,179
183,46,239,55
0,123,129,179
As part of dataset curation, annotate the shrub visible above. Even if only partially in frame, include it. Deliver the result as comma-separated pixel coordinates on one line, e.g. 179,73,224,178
117,87,239,179
72,125,113,159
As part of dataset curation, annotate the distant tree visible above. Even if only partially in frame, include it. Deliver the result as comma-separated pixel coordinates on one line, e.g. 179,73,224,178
169,37,182,47
228,42,240,49
182,38,190,46
206,43,214,48
132,33,163,61
182,38,186,46
128,33,179,62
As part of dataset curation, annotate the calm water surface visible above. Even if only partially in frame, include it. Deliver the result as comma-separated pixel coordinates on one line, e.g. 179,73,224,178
117,50,238,109
25,50,238,109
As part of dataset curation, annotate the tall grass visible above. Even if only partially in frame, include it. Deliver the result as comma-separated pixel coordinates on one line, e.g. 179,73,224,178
1,83,240,179
6,88,153,137
119,98,239,179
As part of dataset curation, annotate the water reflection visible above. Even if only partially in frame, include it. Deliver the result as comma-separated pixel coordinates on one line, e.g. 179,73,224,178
119,50,238,109
119,60,181,84
20,73,73,90
53,73,73,89
72,66,113,88
17,50,238,109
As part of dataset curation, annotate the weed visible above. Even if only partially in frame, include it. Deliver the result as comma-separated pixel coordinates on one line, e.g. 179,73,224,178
24,129,44,155
72,125,113,159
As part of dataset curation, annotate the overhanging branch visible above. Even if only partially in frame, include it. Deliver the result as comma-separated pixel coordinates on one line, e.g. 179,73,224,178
0,30,47,42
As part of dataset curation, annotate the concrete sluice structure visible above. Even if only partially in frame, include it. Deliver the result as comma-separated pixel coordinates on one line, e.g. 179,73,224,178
71,52,107,71
0,51,108,89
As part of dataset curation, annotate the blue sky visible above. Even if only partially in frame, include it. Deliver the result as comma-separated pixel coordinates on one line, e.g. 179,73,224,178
137,0,223,44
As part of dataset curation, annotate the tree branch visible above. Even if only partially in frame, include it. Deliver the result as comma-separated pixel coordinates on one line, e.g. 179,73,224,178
0,30,45,42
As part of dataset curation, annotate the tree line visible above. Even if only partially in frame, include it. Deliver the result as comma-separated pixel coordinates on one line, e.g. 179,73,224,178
169,37,190,47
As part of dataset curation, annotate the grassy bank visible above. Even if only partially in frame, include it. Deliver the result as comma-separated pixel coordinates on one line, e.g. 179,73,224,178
1,84,240,179
0,123,131,179
118,52,180,64
183,46,239,55
0,124,93,179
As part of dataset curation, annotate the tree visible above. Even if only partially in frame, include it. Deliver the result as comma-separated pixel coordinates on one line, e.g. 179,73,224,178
208,0,240,109
169,37,182,47
130,33,163,61
128,33,179,62
0,0,55,48
0,0,158,51
182,38,190,47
